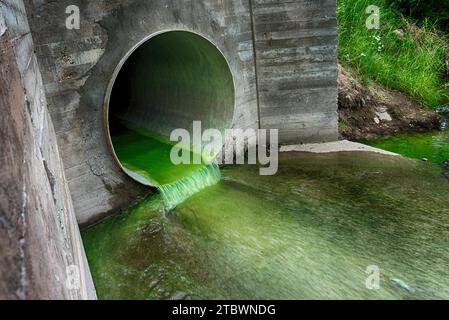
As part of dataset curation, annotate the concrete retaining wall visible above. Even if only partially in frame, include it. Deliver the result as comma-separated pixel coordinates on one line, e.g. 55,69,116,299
0,0,95,299
24,0,338,226
252,0,339,144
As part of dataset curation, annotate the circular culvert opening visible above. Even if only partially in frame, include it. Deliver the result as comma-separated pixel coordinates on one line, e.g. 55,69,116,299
105,31,235,186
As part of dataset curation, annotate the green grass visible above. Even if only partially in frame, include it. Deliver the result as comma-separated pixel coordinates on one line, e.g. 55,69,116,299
338,0,449,107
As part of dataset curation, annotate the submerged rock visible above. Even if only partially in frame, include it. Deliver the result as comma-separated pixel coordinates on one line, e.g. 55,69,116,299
390,278,415,293
436,105,449,114
442,160,449,181
139,219,163,238
436,105,449,130
169,291,189,300
149,269,165,290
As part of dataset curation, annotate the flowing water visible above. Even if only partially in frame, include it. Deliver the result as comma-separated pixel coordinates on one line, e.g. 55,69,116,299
111,129,220,209
83,149,449,299
158,164,221,210
363,130,449,164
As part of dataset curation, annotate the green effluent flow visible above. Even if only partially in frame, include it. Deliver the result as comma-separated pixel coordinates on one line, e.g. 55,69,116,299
363,131,449,164
83,151,449,300
87,124,449,299
111,128,220,210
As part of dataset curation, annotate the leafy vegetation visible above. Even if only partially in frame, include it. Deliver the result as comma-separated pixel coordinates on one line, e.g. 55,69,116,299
338,0,449,107
387,0,449,31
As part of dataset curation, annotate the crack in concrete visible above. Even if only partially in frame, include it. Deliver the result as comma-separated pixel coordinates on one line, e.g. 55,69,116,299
86,160,114,195
43,158,57,204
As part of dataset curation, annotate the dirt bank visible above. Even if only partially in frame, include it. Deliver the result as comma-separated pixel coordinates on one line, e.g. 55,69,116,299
338,65,440,141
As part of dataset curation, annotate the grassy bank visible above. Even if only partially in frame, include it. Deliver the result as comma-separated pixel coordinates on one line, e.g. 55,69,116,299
338,0,449,108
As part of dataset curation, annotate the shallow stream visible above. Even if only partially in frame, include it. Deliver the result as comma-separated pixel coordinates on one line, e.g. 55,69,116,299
83,148,449,299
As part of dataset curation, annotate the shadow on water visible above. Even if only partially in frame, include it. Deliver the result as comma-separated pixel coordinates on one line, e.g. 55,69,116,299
82,151,449,300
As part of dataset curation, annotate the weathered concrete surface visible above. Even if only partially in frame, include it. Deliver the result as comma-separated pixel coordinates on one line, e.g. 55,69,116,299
0,1,95,299
280,141,400,156
25,0,259,225
252,0,339,144
25,0,338,225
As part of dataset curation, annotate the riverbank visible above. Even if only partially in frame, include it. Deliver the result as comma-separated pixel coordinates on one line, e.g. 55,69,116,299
338,0,449,108
337,0,449,146
338,65,440,141
337,65,449,179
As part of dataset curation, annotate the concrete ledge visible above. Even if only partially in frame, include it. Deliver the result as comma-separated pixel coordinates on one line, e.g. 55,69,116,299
280,140,400,156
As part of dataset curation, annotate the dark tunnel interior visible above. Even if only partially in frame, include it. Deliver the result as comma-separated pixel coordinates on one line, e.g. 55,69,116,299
108,31,235,139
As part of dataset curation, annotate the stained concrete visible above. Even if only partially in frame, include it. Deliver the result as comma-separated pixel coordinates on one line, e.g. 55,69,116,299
252,0,339,144
24,0,339,226
24,0,257,225
280,141,400,156
0,0,95,299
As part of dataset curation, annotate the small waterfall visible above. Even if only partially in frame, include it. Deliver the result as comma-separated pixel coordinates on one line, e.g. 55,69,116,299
158,163,221,210
111,127,222,210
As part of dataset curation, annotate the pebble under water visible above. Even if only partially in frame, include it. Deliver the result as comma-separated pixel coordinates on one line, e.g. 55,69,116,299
82,151,449,300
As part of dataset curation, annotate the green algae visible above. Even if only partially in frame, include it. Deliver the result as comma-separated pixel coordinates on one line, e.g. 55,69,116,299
83,151,449,300
111,129,204,186
111,128,220,209
363,131,449,164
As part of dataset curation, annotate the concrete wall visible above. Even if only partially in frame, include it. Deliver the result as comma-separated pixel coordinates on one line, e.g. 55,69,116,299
25,0,259,226
24,0,338,226
0,1,95,299
252,0,339,144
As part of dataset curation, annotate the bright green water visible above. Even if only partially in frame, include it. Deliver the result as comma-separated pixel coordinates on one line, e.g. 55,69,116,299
83,151,449,300
112,129,220,209
364,131,449,164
